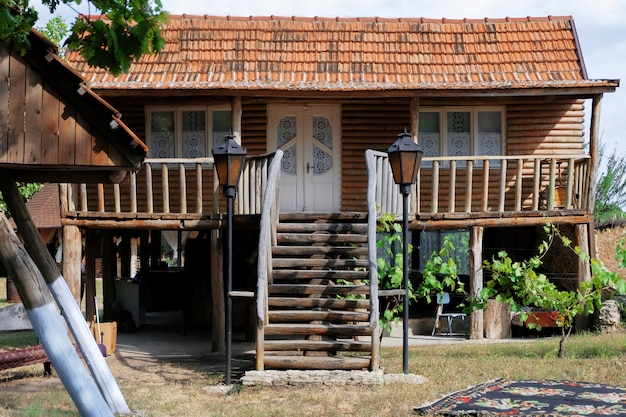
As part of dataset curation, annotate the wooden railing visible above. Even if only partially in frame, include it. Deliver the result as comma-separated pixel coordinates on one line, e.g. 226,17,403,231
366,151,591,217
74,152,281,217
255,150,283,370
364,150,382,361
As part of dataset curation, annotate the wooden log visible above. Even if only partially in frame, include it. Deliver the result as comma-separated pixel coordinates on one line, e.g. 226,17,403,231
61,225,82,303
484,299,511,339
469,226,484,340
0,177,129,414
0,211,113,416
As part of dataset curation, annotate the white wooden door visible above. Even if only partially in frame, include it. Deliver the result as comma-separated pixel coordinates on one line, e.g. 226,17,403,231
268,104,341,212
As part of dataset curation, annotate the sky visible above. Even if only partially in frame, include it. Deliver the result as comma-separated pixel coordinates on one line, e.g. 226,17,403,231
38,0,625,149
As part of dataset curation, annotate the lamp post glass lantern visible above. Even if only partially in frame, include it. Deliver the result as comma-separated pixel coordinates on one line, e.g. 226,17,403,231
387,130,422,374
212,133,247,385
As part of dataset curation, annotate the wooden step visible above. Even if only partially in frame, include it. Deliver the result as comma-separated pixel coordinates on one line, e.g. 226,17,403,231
272,258,368,269
276,223,368,233
265,323,372,337
263,339,371,352
269,284,369,296
272,246,368,257
263,355,371,370
279,212,367,222
277,233,368,244
268,297,371,309
268,310,370,323
272,269,369,281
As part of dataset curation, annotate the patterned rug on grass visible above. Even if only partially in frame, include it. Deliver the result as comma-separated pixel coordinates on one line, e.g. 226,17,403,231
414,378,626,416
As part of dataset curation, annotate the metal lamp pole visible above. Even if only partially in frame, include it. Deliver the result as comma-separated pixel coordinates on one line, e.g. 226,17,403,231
213,133,247,385
387,130,422,374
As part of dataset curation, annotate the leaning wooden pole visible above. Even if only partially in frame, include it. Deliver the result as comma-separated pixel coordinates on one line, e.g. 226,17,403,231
0,177,129,414
0,211,113,417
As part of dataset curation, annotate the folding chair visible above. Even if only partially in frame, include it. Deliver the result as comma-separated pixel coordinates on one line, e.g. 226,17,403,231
431,292,467,336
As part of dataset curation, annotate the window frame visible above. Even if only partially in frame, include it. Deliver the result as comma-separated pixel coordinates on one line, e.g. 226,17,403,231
145,105,232,160
418,106,506,166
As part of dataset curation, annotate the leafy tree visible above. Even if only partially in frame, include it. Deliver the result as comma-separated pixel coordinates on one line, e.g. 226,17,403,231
1,0,167,75
468,223,626,358
595,143,626,221
37,14,68,54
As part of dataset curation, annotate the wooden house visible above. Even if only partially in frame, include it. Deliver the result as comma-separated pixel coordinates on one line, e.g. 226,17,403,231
64,15,618,371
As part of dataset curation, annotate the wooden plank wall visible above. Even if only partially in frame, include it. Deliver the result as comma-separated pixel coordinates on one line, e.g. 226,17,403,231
341,97,585,213
0,44,122,168
342,101,411,212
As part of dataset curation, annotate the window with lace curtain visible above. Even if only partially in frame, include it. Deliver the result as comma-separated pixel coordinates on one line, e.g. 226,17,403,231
146,107,232,159
418,107,504,167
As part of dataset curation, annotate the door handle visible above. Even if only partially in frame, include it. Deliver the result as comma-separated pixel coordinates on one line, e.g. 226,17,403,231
306,162,310,174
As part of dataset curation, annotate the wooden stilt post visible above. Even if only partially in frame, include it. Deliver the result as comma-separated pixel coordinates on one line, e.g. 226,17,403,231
211,229,225,352
0,178,129,414
62,224,82,304
0,212,113,416
84,229,97,319
101,230,116,322
469,226,484,339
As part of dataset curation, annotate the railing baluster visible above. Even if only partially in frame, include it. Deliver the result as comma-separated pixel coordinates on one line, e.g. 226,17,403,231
498,159,507,212
515,159,522,212
179,163,187,214
146,163,153,214
448,160,456,213
97,184,104,212
465,160,473,213
130,172,137,213
113,184,121,213
532,158,541,211
432,161,439,213
548,158,557,210
481,159,490,212
80,184,88,212
196,163,202,214
566,157,575,209
162,163,170,214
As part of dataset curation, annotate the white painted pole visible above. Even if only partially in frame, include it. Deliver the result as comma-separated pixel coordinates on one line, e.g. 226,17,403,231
0,212,113,417
0,178,130,414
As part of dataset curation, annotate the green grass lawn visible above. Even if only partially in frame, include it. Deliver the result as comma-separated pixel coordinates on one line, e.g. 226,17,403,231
0,331,625,416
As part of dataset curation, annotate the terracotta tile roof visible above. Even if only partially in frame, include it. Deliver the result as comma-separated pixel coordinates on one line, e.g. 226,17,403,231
8,184,61,230
67,15,618,92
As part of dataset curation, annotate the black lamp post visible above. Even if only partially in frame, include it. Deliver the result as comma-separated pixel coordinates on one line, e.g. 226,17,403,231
387,130,423,374
212,132,247,385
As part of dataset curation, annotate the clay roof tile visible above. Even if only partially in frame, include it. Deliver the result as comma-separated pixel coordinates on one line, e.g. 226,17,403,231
65,14,617,92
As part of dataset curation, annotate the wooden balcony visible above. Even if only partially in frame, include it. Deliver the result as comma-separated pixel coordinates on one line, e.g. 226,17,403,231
367,150,591,225
64,151,591,229
62,152,280,229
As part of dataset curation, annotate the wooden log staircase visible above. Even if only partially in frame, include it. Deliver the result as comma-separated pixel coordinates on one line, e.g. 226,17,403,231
260,212,377,370
255,150,381,371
